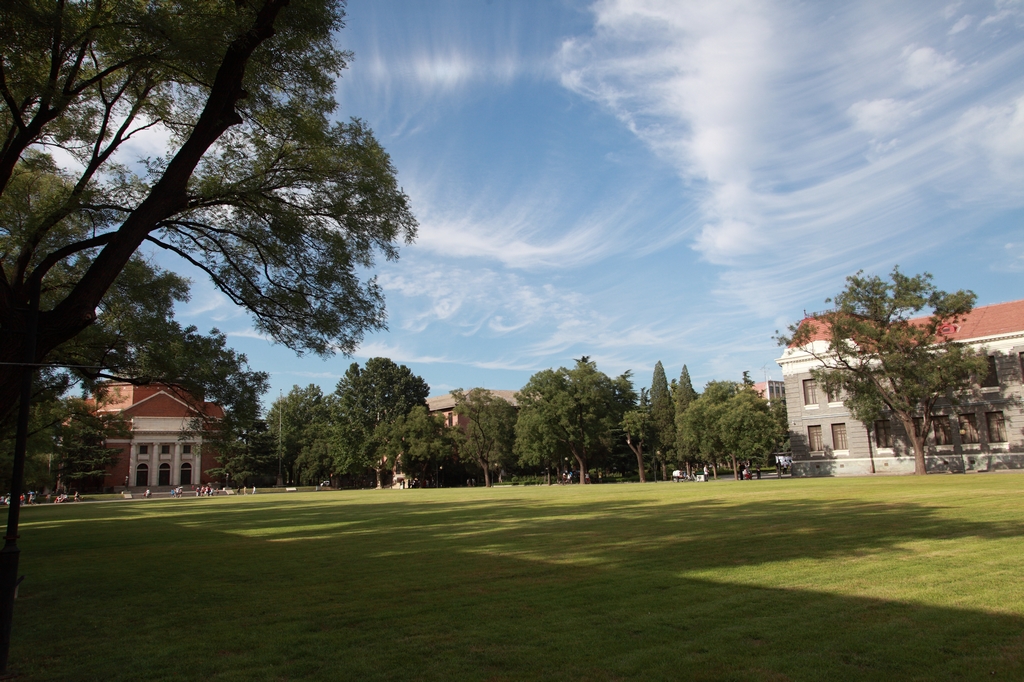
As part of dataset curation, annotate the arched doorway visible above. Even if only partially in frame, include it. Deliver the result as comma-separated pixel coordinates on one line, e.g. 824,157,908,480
180,462,192,486
135,463,149,487
158,463,171,486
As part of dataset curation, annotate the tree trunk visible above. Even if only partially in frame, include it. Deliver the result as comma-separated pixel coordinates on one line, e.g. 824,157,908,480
480,459,491,487
711,462,718,479
374,467,382,489
572,453,589,483
628,441,646,483
661,459,667,481
730,454,739,480
898,415,928,475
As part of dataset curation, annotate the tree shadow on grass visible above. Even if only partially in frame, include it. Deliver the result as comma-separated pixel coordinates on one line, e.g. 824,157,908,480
98,492,1024,573
13,491,1024,680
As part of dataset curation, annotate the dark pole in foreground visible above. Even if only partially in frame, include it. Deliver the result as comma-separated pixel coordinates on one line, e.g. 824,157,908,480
0,279,40,675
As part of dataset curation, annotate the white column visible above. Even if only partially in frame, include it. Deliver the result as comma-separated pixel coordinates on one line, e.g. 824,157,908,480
128,442,137,489
172,443,181,485
149,444,157,486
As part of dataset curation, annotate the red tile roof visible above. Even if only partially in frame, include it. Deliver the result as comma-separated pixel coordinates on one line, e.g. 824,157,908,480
792,299,1024,346
943,299,1024,340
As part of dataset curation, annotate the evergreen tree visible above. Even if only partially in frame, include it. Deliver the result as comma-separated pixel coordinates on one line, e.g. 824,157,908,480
674,365,700,473
649,361,675,480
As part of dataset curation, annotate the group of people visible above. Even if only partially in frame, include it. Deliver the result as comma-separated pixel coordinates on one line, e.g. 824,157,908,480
557,471,592,484
672,465,712,482
1,491,80,504
736,461,762,480
167,485,226,497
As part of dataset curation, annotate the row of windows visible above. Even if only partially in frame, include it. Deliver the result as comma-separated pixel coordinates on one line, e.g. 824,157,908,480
807,423,847,452
135,462,193,486
138,444,193,455
802,352,1024,408
806,412,1008,453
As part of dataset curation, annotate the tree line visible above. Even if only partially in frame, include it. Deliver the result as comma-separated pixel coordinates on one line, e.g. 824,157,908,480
216,355,789,489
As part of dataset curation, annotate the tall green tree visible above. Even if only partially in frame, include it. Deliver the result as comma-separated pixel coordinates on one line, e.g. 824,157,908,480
719,386,784,476
673,365,699,473
621,389,653,483
333,358,429,488
207,418,276,489
452,388,518,487
780,268,987,475
51,395,128,492
679,381,736,479
649,361,675,479
382,405,454,485
265,384,332,485
0,0,416,421
515,357,633,483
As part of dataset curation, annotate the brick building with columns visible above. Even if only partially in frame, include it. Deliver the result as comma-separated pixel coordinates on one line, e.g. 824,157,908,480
93,383,224,490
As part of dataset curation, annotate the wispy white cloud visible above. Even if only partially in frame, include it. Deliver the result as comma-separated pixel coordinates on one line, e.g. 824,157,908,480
225,328,273,341
980,0,1024,27
949,14,973,34
849,98,917,135
999,241,1024,271
557,0,1024,318
902,45,961,88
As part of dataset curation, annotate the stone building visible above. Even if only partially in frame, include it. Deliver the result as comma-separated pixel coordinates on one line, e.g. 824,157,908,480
94,383,224,490
776,299,1024,476
426,390,519,427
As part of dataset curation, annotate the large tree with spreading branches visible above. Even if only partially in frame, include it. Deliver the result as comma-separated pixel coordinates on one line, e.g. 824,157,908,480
779,268,987,475
0,0,416,420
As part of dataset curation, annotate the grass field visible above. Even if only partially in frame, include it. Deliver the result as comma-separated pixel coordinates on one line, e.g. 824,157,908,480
11,474,1024,680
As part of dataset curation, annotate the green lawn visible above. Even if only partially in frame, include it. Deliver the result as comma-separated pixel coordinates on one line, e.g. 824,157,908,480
11,475,1024,680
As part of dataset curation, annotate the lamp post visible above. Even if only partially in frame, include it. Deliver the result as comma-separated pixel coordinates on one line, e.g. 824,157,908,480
0,278,40,675
959,427,968,474
276,391,283,487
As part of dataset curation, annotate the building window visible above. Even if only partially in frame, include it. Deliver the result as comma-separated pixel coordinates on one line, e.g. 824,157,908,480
874,420,893,448
182,444,192,455
138,445,148,455
161,444,171,455
987,412,1007,443
933,416,952,446
807,425,824,452
135,463,149,487
158,463,171,486
803,379,819,406
831,423,848,450
981,355,999,388
180,462,193,485
959,414,980,444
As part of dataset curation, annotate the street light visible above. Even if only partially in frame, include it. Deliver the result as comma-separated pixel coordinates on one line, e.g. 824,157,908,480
0,277,39,674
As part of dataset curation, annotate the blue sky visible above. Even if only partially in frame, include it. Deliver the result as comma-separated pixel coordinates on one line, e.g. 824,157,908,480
171,0,1024,404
